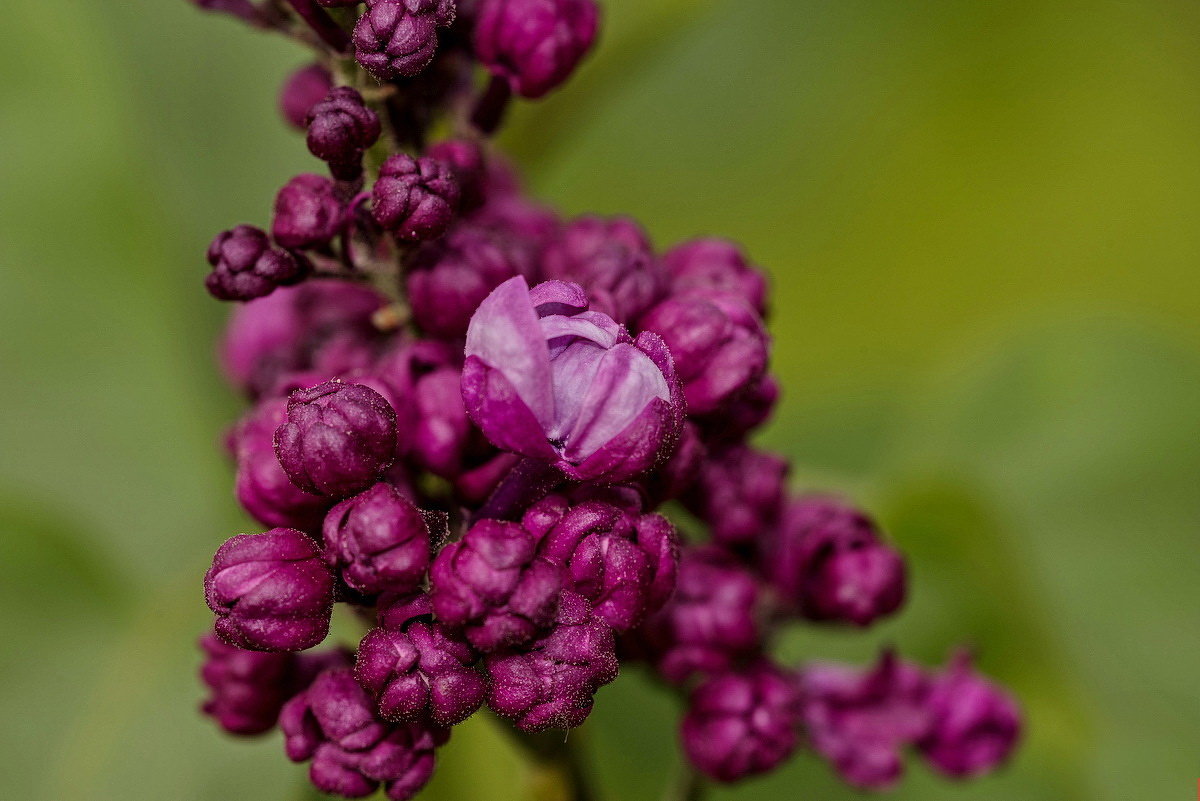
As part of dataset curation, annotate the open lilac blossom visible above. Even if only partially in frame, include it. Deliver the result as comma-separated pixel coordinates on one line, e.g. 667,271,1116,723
275,380,398,497
681,662,800,782
798,651,932,791
322,482,435,596
353,0,457,81
485,591,618,731
356,595,487,726
541,215,666,323
280,667,448,800
462,276,683,483
917,651,1021,779
205,528,336,651
206,225,308,301
473,0,600,98
762,496,906,627
429,518,562,651
523,495,678,631
639,289,769,416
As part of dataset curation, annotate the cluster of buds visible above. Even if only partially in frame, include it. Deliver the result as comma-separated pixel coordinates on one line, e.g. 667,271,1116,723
191,1,1021,797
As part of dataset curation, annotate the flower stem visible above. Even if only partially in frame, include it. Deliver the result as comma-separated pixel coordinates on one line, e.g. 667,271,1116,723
511,729,598,801
663,767,706,801
284,0,351,52
471,75,513,137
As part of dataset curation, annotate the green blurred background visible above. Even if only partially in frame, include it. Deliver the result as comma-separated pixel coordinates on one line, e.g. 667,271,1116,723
2,1,1197,799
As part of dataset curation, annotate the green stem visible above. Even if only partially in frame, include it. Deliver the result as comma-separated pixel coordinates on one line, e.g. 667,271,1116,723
663,767,706,801
506,727,598,801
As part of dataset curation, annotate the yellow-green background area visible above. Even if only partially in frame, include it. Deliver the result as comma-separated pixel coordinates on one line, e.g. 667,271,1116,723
1,1,1197,799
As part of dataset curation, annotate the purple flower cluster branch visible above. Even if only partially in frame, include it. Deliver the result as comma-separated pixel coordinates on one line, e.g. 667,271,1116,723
190,1,1022,798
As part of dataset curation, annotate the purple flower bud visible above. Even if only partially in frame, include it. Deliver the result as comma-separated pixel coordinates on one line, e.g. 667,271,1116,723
305,86,382,181
322,482,435,596
221,279,386,399
485,591,618,731
638,546,763,684
917,652,1021,779
429,518,562,651
205,528,336,651
681,662,800,782
271,174,346,250
353,0,457,81
407,223,531,339
280,63,334,131
425,139,486,211
798,651,932,791
703,372,779,442
280,668,447,801
462,277,683,483
356,595,487,726
762,496,906,627
373,339,478,477
275,380,398,497
541,215,665,323
663,238,769,318
639,291,769,416
641,420,706,504
200,632,297,735
232,399,332,530
472,193,562,247
684,446,788,548
473,0,600,98
206,225,308,301
372,154,460,241
523,496,678,631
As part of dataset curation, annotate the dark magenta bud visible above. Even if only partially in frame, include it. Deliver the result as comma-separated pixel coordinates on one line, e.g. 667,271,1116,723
220,279,386,400
206,225,308,301
275,380,398,497
639,290,769,416
280,63,334,131
205,528,335,651
199,632,297,735
372,154,460,241
373,339,475,477
353,0,457,81
231,399,331,530
917,651,1021,779
523,496,679,631
663,238,769,317
684,446,788,548
355,595,487,726
704,372,779,441
322,482,435,596
798,651,932,791
681,662,800,782
541,215,665,324
305,87,382,181
641,420,706,504
762,496,906,627
428,518,562,651
638,546,764,684
473,0,600,98
485,591,618,732
462,277,684,483
271,174,346,250
280,667,447,801
406,223,531,339
425,139,486,211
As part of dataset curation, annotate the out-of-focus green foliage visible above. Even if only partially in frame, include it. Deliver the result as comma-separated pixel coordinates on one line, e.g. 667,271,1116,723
1,1,1197,799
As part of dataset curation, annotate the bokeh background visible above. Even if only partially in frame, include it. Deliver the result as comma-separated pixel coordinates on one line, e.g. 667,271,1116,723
2,1,1198,799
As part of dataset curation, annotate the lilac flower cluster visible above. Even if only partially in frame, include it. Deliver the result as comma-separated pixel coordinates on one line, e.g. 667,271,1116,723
192,1,1021,797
